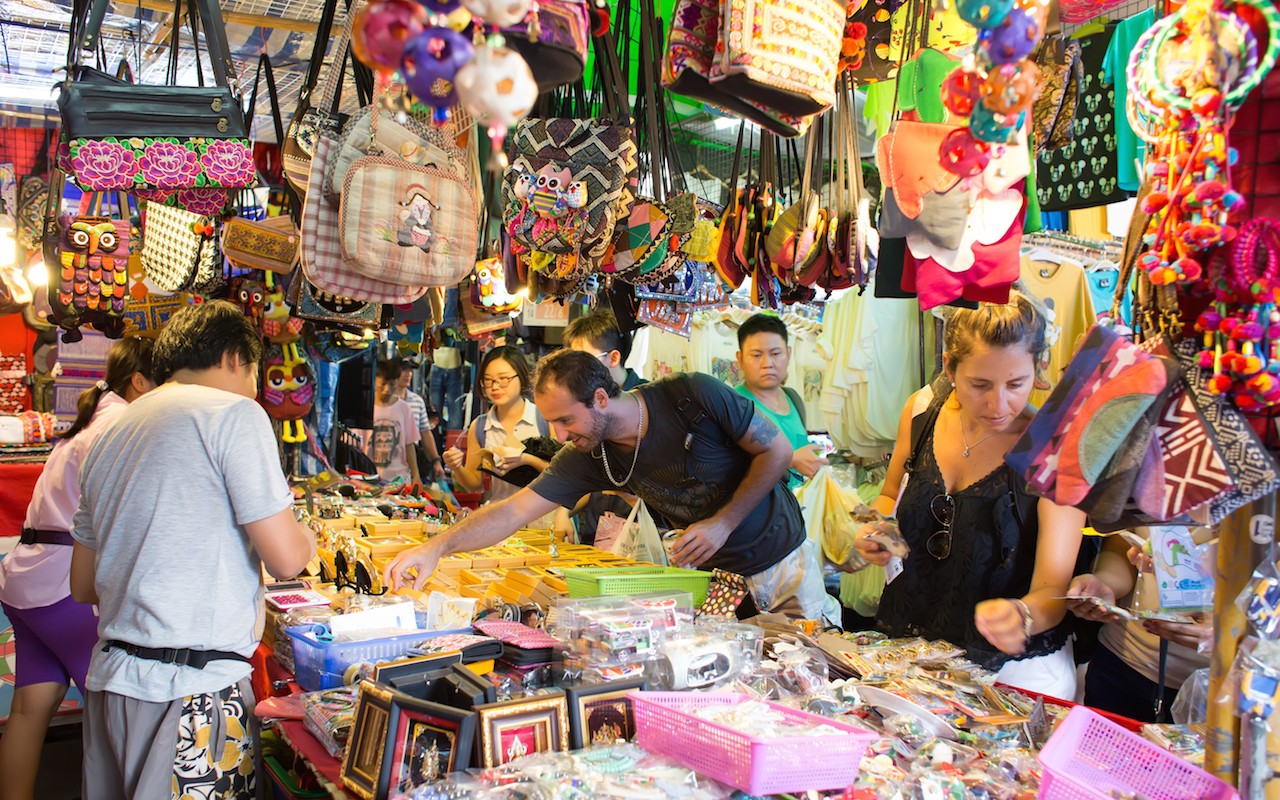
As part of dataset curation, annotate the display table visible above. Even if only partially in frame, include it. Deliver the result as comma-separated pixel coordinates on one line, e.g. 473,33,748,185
275,720,350,800
0,463,43,537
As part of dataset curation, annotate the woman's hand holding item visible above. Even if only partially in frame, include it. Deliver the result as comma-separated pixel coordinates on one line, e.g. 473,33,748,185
1144,612,1212,650
1128,545,1155,574
975,597,1031,655
1065,573,1126,623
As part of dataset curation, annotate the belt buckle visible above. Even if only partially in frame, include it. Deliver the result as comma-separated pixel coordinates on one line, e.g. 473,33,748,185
158,648,180,664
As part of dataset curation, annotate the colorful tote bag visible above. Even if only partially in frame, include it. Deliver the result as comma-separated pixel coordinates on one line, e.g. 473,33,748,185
140,202,220,293
710,0,845,116
500,0,591,92
503,118,638,258
1006,324,1177,509
48,213,131,340
338,156,478,287
299,138,427,305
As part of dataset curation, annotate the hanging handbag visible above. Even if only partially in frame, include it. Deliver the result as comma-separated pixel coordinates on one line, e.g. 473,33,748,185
122,292,190,336
45,187,132,341
291,272,386,329
15,129,53,254
338,154,479,287
500,0,592,93
1006,325,1179,512
1031,35,1083,153
281,0,375,197
710,0,845,117
140,201,220,294
300,138,427,305
59,0,252,208
261,342,314,443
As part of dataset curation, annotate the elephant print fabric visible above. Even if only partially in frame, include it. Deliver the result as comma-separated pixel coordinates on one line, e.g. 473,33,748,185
1035,24,1127,212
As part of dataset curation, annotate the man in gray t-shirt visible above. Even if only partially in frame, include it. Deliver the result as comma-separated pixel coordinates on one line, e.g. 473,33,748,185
70,302,315,800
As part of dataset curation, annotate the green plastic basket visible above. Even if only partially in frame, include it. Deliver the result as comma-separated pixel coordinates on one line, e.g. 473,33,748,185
563,567,712,605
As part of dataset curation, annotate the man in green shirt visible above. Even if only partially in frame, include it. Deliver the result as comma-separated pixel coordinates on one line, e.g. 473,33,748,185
734,314,828,488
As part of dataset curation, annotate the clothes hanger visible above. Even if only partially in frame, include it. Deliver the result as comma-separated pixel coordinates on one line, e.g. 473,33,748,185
1071,15,1110,38
1024,246,1067,266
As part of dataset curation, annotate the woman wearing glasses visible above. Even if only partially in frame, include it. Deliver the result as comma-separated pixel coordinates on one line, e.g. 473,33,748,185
443,346,553,505
855,294,1085,699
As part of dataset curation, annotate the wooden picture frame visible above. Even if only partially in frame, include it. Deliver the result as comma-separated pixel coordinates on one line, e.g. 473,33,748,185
340,681,394,800
374,651,462,685
564,680,646,749
475,693,570,768
383,695,476,795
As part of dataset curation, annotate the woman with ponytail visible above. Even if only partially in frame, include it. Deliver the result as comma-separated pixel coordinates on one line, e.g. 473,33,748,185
0,337,157,800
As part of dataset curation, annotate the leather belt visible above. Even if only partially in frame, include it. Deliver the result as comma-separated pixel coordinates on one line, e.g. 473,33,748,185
102,640,251,670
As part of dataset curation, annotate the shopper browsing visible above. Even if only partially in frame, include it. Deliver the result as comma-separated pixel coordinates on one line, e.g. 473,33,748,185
853,294,1085,699
70,301,315,800
733,313,827,488
0,339,156,800
393,358,445,481
389,350,826,619
564,308,646,390
442,346,554,503
367,358,422,485
1066,528,1211,722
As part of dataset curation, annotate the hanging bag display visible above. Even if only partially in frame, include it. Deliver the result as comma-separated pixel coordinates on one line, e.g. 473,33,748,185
499,0,592,93
710,0,845,117
44,183,131,341
59,0,252,210
1031,35,1083,153
140,201,221,293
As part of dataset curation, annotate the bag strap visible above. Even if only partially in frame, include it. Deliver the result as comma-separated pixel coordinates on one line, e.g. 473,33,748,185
783,386,807,429
246,53,286,145
297,0,344,108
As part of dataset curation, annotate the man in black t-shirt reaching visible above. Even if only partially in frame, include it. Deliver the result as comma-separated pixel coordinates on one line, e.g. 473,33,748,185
386,349,825,618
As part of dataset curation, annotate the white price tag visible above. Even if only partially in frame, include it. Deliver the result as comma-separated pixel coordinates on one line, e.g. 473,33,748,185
885,556,904,585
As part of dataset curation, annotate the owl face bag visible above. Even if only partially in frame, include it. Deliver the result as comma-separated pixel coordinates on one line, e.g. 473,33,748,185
49,213,131,339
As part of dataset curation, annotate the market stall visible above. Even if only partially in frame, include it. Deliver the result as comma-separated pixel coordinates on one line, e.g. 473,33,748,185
0,0,1278,796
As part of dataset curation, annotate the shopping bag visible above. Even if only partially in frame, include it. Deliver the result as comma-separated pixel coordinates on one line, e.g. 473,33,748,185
604,498,668,566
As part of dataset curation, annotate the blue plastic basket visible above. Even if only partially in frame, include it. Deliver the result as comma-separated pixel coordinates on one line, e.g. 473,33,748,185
284,625,467,690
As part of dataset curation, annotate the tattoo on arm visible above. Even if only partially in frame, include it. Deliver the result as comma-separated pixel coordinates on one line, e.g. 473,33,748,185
747,414,779,447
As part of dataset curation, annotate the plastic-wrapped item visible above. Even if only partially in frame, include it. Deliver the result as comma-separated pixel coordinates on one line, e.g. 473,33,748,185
653,629,749,691
1172,667,1211,725
301,686,359,758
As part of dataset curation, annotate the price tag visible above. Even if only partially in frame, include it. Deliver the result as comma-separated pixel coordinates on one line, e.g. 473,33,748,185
886,556,904,585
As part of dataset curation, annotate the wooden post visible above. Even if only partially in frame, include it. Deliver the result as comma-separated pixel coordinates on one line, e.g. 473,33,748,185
1208,494,1277,787
1207,502,1253,782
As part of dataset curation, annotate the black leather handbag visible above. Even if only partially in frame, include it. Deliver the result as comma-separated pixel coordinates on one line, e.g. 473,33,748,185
57,0,252,203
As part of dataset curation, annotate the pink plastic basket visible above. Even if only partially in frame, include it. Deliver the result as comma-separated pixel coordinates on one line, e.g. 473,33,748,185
1039,706,1240,800
630,691,877,794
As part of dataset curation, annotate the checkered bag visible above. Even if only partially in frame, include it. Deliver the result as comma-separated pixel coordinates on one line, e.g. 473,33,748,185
339,156,478,287
141,202,220,293
299,137,426,304
0,353,27,413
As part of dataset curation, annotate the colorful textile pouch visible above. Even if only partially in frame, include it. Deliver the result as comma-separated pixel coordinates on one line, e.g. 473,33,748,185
324,108,455,205
696,569,751,620
140,202,220,294
841,0,896,83
291,273,385,329
48,212,131,340
1031,36,1083,153
875,121,963,219
503,117,638,259
222,215,299,274
122,292,190,337
260,342,314,443
338,156,478,287
500,0,591,92
1006,325,1178,514
877,182,969,251
710,0,845,117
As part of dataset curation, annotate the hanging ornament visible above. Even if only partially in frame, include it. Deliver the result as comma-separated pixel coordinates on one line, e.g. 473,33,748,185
981,59,1041,115
401,26,475,112
979,6,1042,65
420,0,464,13
455,42,538,169
938,128,991,177
460,0,532,27
941,65,983,117
352,0,428,73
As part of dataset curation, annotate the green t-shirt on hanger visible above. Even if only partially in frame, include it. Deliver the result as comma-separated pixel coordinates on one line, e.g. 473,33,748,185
1103,7,1157,192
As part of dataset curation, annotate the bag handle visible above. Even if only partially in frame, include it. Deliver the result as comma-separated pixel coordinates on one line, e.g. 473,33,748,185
246,53,286,145
297,0,344,108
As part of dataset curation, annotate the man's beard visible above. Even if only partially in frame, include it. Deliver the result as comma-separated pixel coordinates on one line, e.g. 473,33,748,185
575,407,612,453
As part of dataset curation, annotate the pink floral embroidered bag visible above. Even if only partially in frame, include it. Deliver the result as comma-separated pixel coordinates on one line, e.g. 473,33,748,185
57,0,252,215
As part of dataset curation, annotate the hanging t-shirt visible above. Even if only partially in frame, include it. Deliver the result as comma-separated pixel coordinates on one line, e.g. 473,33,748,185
1037,25,1128,211
1102,8,1156,192
735,384,808,488
1021,257,1098,407
1087,267,1133,324
367,399,420,482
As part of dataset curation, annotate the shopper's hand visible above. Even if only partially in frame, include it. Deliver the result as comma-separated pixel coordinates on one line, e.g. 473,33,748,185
1144,612,1212,650
792,444,830,479
384,541,442,591
432,460,446,480
1065,574,1124,623
854,525,894,567
443,446,465,471
1128,545,1155,574
975,598,1028,656
669,517,732,568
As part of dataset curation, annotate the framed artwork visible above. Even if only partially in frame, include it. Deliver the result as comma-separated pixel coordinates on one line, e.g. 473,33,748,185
384,696,477,794
475,693,570,768
374,651,461,685
340,681,394,800
564,680,646,749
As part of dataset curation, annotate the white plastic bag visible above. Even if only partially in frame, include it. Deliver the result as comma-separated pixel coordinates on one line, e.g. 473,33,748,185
608,498,669,566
